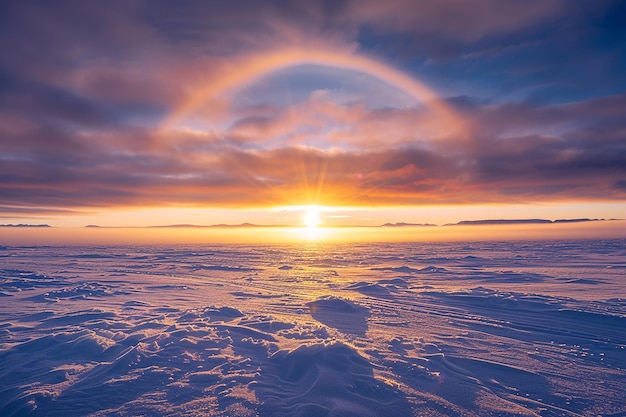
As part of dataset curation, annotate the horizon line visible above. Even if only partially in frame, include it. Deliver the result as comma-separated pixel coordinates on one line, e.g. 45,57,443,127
2,218,620,229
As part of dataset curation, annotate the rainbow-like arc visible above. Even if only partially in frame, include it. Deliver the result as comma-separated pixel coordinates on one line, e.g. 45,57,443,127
160,47,466,208
161,47,464,133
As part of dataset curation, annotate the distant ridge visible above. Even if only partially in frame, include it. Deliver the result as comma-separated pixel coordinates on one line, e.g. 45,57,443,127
0,224,51,228
553,218,596,223
62,218,619,229
448,218,601,226
452,219,552,226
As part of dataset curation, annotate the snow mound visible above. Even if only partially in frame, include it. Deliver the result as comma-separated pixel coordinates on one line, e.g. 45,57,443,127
256,342,412,417
346,282,393,298
307,296,371,336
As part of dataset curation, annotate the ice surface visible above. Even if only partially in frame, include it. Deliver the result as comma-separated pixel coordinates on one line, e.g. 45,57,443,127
0,239,625,416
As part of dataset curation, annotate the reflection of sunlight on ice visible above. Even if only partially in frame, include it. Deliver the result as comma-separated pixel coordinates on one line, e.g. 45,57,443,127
277,225,344,242
295,226,327,240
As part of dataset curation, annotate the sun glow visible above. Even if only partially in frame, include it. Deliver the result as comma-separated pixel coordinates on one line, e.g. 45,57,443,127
295,205,325,240
303,206,322,229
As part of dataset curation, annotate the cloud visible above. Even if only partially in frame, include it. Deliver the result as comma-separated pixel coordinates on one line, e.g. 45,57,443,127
0,1,625,216
345,0,569,40
2,93,625,211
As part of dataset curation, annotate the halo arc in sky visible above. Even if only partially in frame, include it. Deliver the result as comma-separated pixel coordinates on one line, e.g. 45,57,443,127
162,47,464,134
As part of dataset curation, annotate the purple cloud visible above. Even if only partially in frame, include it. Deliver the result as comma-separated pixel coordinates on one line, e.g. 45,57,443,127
0,1,624,217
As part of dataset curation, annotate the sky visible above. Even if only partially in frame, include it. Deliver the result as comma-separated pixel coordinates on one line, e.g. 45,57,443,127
1,0,625,228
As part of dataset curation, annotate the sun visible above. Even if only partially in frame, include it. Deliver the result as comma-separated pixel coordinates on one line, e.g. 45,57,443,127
303,206,322,229
277,205,329,240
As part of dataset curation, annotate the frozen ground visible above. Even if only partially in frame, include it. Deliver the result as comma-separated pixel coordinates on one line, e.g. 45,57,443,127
0,239,625,416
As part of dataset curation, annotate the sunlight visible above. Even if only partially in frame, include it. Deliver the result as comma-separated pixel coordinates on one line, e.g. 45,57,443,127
303,206,322,229
299,206,323,240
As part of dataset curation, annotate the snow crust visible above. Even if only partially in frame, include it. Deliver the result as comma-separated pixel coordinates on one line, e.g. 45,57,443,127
1,239,625,416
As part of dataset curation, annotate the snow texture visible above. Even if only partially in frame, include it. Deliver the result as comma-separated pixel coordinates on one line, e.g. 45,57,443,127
0,239,625,416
